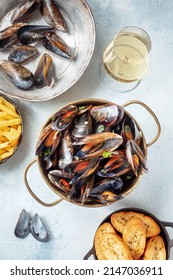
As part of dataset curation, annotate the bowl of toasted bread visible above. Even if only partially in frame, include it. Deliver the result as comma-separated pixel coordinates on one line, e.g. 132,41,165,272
84,208,173,260
0,92,23,164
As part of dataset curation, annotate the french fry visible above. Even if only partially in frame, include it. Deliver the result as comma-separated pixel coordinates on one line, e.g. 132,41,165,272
9,125,22,146
0,150,14,160
0,112,15,120
0,118,22,128
0,103,20,118
0,96,16,111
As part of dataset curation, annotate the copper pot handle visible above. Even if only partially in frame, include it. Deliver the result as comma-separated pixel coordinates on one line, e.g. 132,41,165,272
121,100,161,147
24,159,63,207
161,221,173,248
83,248,94,260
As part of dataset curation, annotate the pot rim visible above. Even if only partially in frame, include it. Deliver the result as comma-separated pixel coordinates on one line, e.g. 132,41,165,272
91,207,171,260
36,98,147,207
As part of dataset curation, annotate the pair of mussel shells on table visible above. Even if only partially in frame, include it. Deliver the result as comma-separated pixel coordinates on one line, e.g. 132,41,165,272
36,103,148,205
0,0,73,90
14,209,49,242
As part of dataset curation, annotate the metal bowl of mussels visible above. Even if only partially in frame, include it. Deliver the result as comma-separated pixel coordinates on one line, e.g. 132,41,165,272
83,207,173,260
24,98,161,207
0,0,96,101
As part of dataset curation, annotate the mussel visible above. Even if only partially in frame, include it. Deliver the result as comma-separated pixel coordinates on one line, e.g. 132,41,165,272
14,209,31,238
33,53,53,88
69,176,94,204
71,112,92,138
8,45,38,63
0,23,25,50
90,104,124,126
0,60,33,90
11,0,41,24
40,0,67,32
17,25,53,44
58,130,74,169
48,174,71,193
42,31,73,59
126,140,148,176
51,105,78,131
89,178,123,203
30,213,49,242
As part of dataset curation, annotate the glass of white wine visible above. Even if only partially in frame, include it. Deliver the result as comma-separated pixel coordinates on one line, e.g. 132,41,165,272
101,26,151,92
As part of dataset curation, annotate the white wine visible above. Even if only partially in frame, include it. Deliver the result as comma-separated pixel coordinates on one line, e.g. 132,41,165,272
103,32,150,83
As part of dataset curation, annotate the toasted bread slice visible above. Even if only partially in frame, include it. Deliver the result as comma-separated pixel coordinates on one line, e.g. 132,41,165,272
143,235,166,260
143,215,161,237
94,222,115,260
123,217,146,259
111,211,145,233
100,233,133,260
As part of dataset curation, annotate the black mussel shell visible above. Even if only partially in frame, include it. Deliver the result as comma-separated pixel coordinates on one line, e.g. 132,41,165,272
0,23,25,50
14,209,31,238
11,0,41,24
17,25,53,44
0,60,33,90
8,45,38,63
30,214,49,242
40,0,67,32
34,53,53,88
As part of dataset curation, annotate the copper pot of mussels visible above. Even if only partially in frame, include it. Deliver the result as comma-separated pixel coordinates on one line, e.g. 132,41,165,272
24,99,161,207
83,208,173,260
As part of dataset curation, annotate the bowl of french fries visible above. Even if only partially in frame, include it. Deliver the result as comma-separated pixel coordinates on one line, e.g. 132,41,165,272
0,93,23,163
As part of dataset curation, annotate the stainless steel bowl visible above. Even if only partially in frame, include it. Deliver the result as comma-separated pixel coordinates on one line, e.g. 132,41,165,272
24,98,161,207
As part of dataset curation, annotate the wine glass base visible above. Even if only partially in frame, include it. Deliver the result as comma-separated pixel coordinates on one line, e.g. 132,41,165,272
99,63,141,93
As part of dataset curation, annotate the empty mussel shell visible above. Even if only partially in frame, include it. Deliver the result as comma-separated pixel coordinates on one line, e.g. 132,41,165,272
11,0,41,24
14,209,31,238
40,0,67,32
0,60,33,90
30,214,48,242
17,25,53,45
33,53,53,88
0,23,26,50
8,45,38,63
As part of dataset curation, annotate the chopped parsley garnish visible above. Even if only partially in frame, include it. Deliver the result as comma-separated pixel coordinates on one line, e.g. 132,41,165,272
43,147,51,156
98,125,105,132
102,151,112,158
126,175,131,180
79,106,86,110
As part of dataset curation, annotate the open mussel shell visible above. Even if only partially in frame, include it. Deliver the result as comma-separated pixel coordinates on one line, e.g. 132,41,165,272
0,60,33,90
0,23,26,50
8,45,38,63
40,0,68,32
44,31,73,59
30,214,49,242
17,25,53,44
14,209,31,238
33,53,53,88
11,0,41,24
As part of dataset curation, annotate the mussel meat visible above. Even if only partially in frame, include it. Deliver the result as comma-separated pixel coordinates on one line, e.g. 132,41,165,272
0,60,33,90
8,45,38,63
40,0,67,32
34,53,53,88
51,105,78,131
89,178,123,203
11,0,41,24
